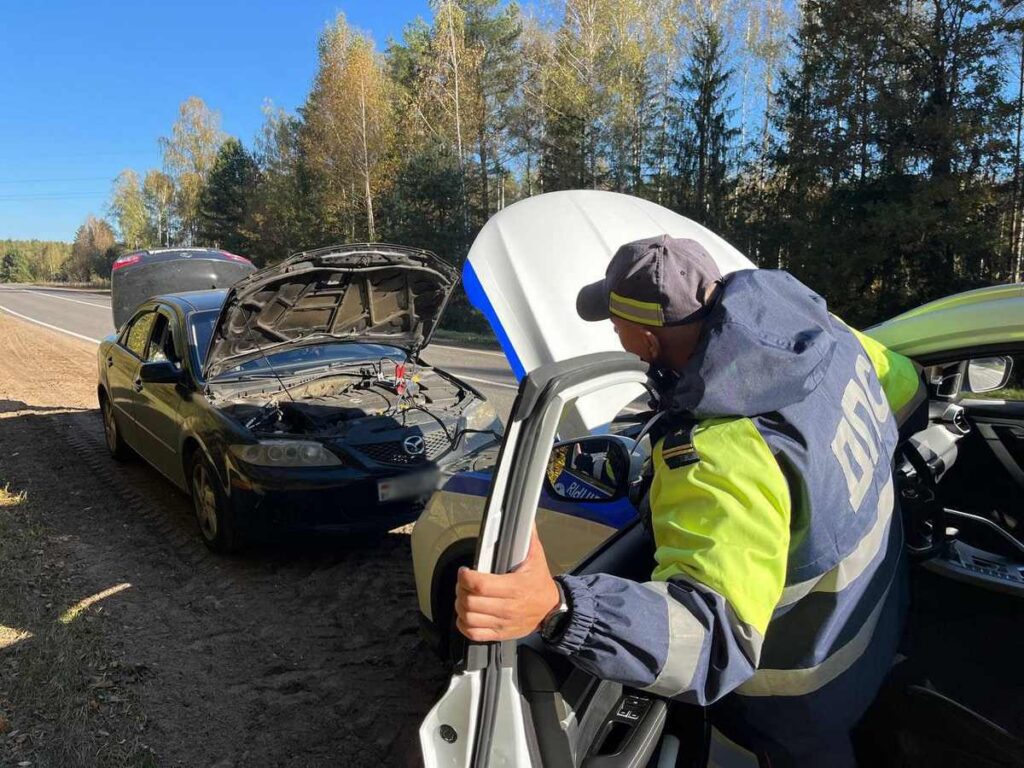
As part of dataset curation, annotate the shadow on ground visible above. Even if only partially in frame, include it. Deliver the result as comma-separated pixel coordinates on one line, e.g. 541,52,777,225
0,406,448,767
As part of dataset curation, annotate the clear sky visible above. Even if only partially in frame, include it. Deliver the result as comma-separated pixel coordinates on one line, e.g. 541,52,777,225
0,0,430,242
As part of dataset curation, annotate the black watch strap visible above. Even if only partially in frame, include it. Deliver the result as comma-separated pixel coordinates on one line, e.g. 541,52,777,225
540,577,572,643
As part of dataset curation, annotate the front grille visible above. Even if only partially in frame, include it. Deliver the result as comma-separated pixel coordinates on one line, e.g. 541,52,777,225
355,429,453,466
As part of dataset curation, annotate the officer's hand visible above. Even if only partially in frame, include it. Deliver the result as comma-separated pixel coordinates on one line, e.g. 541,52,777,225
455,527,560,643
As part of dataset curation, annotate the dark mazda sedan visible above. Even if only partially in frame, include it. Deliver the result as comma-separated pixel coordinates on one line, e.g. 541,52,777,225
96,244,503,552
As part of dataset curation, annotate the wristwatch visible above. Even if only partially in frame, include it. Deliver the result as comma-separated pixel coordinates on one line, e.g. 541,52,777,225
540,577,572,643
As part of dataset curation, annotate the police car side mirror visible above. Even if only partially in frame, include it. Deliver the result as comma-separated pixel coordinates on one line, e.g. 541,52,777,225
966,356,1013,394
543,436,633,503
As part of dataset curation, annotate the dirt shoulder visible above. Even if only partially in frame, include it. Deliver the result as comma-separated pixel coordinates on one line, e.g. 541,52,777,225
0,313,446,767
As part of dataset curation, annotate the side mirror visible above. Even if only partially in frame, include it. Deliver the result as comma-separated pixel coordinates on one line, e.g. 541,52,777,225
543,436,633,503
140,360,184,385
966,356,1012,394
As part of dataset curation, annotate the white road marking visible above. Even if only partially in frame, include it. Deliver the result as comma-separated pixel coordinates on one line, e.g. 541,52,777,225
456,374,519,390
0,303,102,344
22,289,111,310
431,343,507,358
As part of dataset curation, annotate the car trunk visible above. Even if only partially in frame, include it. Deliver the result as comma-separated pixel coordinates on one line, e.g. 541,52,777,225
110,249,255,330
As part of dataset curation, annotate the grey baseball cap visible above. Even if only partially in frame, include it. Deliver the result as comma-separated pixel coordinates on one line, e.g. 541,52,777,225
576,235,723,326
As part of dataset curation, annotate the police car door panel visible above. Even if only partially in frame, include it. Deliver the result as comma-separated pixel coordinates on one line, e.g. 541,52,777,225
420,352,650,768
517,521,670,768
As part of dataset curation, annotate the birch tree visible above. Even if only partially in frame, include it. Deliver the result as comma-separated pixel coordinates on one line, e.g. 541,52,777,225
159,97,225,244
109,169,150,249
142,170,175,247
303,15,396,241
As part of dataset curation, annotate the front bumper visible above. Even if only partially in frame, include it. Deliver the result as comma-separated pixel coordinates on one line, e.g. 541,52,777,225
225,461,430,535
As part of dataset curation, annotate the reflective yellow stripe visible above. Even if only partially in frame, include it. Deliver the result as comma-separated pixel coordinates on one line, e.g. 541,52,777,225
609,291,664,326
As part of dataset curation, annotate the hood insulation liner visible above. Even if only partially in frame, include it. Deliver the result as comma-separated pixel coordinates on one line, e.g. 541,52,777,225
204,246,457,379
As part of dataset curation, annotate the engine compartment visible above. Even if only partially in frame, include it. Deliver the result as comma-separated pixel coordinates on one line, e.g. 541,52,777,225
211,364,471,438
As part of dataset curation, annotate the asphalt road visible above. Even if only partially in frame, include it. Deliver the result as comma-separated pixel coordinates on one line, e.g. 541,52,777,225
0,284,519,419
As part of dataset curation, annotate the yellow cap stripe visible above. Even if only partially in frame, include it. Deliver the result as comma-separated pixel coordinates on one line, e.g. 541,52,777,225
609,292,664,326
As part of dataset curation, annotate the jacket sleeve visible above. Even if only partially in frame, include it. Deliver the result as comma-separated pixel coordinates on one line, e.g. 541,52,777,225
548,417,791,705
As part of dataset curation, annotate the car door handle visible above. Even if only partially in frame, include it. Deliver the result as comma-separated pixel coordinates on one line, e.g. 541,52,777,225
133,378,143,393
106,356,114,368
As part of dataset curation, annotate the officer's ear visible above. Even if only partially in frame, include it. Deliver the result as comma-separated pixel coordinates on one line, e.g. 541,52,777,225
643,329,661,363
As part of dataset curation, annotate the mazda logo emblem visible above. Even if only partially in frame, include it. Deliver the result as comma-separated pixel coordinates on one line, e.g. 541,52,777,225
403,435,425,456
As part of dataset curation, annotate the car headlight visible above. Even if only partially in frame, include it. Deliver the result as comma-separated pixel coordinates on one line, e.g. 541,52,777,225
464,400,500,433
230,440,343,467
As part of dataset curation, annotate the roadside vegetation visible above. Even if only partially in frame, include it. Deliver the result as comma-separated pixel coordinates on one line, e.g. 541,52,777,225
3,0,1024,331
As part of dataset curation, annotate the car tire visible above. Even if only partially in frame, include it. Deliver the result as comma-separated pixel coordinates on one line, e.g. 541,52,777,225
188,451,241,554
437,559,472,667
100,392,133,462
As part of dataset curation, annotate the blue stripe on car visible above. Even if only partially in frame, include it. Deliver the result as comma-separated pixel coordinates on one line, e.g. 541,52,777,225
462,260,526,381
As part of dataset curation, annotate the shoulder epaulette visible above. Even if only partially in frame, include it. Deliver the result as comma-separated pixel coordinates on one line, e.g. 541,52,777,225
659,418,700,469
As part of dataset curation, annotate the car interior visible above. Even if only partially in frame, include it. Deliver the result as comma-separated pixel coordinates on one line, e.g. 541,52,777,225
488,349,1024,768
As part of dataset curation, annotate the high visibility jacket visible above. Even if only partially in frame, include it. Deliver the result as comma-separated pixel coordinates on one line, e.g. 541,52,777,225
551,270,926,764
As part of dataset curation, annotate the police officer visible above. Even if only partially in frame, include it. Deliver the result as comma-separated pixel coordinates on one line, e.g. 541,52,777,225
455,236,926,767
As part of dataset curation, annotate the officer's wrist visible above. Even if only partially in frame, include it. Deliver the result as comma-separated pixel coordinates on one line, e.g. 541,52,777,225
540,576,572,644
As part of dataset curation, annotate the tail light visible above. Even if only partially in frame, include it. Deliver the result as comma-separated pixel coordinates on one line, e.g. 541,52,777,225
221,251,253,265
112,253,142,271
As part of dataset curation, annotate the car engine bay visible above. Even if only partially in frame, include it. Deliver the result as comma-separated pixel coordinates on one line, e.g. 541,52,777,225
211,361,474,439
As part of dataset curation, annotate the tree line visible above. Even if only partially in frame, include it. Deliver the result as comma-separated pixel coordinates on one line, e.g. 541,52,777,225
8,0,1024,329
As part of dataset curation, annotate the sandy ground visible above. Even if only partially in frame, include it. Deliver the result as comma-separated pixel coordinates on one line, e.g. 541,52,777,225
0,313,447,767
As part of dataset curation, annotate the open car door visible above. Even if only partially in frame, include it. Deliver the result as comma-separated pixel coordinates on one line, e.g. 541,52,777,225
420,352,663,768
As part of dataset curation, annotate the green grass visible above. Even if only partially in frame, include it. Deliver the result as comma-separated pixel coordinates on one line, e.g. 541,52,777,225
968,387,1024,401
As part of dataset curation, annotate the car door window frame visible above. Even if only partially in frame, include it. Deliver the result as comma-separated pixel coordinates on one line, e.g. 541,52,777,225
144,308,181,366
120,310,158,360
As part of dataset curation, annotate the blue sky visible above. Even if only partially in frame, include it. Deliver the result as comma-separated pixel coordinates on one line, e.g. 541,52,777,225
0,1,430,242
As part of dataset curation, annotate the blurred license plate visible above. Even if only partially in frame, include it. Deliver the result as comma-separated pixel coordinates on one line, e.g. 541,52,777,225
378,470,439,503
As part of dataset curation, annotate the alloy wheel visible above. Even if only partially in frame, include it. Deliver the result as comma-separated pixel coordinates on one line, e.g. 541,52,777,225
192,462,219,542
102,398,118,453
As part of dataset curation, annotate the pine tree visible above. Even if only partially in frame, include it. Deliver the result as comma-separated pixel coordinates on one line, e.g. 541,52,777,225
197,138,260,254
672,12,738,232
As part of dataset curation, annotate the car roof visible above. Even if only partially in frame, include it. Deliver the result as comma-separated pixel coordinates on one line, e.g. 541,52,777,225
866,283,1024,359
153,289,228,313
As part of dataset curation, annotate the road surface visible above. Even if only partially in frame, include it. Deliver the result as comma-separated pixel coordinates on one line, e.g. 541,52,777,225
0,284,519,419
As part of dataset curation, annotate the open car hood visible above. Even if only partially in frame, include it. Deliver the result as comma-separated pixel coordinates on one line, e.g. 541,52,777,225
462,190,755,432
203,243,458,380
463,190,755,380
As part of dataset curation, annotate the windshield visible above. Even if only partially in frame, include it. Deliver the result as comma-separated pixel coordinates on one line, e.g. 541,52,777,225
209,341,408,379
